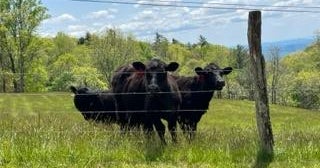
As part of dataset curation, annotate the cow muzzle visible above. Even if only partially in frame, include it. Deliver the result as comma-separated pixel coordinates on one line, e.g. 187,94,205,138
216,81,225,90
148,84,160,93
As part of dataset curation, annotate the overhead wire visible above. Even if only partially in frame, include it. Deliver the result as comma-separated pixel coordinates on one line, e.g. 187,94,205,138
71,0,320,13
149,0,320,10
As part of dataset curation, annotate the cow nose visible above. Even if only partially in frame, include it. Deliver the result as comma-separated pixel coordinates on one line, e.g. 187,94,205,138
148,84,159,92
217,81,225,87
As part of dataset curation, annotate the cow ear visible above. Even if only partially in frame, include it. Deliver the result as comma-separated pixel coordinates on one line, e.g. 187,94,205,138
195,67,204,75
166,62,179,72
70,86,78,94
223,67,233,75
132,62,146,71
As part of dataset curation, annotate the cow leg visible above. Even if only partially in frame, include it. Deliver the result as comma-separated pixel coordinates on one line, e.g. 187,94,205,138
189,122,197,140
143,117,154,140
153,118,166,144
179,122,188,136
184,123,193,141
168,117,177,143
117,112,126,133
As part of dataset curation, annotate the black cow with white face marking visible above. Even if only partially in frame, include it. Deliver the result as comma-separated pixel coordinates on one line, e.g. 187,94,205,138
70,86,117,123
119,58,181,143
175,63,232,140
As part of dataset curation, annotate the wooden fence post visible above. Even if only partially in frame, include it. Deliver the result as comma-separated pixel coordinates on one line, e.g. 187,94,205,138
247,11,274,155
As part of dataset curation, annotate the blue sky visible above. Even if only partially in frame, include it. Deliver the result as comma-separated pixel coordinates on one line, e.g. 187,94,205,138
39,0,320,46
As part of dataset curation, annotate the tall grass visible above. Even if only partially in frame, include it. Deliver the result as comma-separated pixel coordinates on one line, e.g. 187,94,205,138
0,93,320,167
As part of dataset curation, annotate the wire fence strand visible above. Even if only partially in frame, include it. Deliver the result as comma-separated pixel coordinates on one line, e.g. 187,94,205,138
1,87,319,96
0,109,209,114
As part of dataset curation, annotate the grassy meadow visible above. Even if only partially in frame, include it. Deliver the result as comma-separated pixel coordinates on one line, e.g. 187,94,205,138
0,93,320,167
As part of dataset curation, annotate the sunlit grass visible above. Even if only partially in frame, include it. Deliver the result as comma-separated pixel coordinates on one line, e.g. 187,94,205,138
0,93,319,167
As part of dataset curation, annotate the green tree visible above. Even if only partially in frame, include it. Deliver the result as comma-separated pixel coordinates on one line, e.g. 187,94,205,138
49,53,77,91
279,41,320,109
198,35,209,47
49,32,77,64
48,52,107,91
0,24,10,92
139,42,154,60
229,45,254,100
46,32,110,91
25,58,48,92
314,29,320,48
71,66,107,89
153,32,169,58
167,43,192,75
266,46,281,104
172,38,184,46
23,37,49,92
198,35,209,59
78,32,93,45
0,0,48,92
291,71,320,109
90,29,140,85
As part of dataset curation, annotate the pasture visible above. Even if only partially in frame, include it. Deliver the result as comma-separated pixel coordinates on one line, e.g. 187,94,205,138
0,93,320,167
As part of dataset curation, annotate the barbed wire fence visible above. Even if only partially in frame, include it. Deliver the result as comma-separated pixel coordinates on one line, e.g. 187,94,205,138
0,1,320,136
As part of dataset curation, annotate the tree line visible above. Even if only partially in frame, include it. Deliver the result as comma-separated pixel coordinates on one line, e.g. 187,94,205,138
0,0,319,110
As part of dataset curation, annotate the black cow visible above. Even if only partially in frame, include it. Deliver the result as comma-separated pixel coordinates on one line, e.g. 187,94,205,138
70,86,117,123
175,63,232,140
114,58,181,143
111,64,136,128
111,64,135,94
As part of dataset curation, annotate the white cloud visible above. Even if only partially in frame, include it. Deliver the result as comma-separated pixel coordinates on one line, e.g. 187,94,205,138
43,13,76,24
273,0,313,6
92,22,104,27
130,0,250,35
66,24,100,37
39,0,320,44
68,25,88,32
133,10,155,20
87,10,115,19
134,0,182,8
98,24,116,32
38,31,56,37
69,31,87,37
109,8,119,13
119,22,146,32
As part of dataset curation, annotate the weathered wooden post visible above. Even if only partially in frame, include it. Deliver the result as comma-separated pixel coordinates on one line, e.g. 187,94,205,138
247,11,274,156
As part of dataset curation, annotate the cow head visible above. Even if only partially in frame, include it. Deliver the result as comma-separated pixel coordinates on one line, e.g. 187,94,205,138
70,86,90,95
70,86,97,113
132,58,179,93
194,63,232,90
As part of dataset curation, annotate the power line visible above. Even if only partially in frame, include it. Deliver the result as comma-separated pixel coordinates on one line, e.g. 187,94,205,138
151,0,320,10
71,0,320,13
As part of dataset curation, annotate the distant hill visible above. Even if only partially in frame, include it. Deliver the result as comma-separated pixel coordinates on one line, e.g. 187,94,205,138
262,38,314,59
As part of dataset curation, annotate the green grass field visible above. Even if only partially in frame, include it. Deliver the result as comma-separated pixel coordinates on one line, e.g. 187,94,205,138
0,93,320,167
